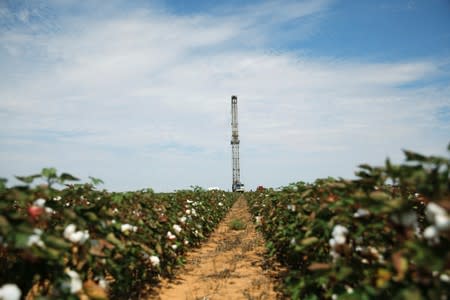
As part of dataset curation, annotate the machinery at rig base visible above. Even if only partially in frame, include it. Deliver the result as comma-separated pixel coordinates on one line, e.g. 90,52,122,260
231,95,245,192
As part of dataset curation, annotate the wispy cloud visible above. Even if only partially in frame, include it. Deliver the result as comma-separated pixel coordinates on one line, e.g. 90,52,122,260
0,0,448,191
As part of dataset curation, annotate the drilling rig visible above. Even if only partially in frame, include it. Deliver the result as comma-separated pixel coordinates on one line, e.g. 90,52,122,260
231,95,244,192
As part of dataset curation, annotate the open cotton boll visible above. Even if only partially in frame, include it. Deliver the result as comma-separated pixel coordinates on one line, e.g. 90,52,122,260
435,214,450,231
0,284,22,300
27,234,45,248
332,225,348,238
179,216,187,224
65,269,82,294
425,202,447,223
121,224,138,233
167,231,176,240
424,226,440,245
353,208,370,218
334,235,346,245
149,255,160,267
64,224,77,239
172,224,182,234
33,198,46,208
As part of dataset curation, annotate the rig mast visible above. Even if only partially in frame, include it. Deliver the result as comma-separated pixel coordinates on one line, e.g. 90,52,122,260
231,95,244,192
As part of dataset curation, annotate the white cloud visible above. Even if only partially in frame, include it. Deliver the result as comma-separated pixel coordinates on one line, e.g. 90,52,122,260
0,0,448,191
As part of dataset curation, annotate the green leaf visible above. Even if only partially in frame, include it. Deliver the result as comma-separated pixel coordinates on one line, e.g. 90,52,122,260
41,168,57,179
59,173,80,182
89,176,104,186
15,174,41,184
403,150,427,162
44,236,71,249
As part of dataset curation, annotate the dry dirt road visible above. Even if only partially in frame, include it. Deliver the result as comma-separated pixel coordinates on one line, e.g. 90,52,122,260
147,196,280,300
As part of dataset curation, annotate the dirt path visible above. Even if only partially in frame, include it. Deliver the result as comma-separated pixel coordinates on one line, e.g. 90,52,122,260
148,196,279,300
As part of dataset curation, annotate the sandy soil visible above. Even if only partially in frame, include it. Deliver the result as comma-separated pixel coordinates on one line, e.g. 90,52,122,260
147,196,280,300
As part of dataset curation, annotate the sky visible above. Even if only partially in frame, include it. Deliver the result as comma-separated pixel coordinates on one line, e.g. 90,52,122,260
0,0,449,192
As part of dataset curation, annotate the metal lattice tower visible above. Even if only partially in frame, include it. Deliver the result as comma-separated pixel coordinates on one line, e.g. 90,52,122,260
230,95,243,192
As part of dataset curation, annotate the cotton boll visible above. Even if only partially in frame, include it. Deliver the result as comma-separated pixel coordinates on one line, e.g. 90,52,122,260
424,226,440,244
171,244,178,250
172,224,182,234
179,216,187,224
329,238,336,248
332,225,348,238
33,198,46,208
65,269,82,294
149,255,160,267
63,224,77,240
0,283,22,300
353,208,370,218
435,214,450,231
27,234,45,248
425,203,447,223
334,235,346,245
167,231,176,240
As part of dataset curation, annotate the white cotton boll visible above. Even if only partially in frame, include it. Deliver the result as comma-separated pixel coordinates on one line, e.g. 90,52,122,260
98,279,108,290
353,208,370,218
0,283,22,300
290,238,296,245
218,202,223,207
179,216,187,224
330,250,340,261
334,235,346,245
255,216,262,225
65,269,82,294
332,294,338,300
355,246,363,252
185,209,191,215
69,231,84,244
149,255,160,267
167,231,176,240
287,204,296,212
424,226,440,244
120,224,137,232
45,207,55,214
187,199,193,204
425,202,447,223
33,198,46,208
63,224,77,240
440,274,450,282
435,214,450,231
345,285,354,294
27,234,45,248
53,196,62,201
172,224,182,234
184,239,189,245
424,226,438,239
329,238,337,248
171,244,178,250
191,208,197,216
80,231,89,244
332,225,348,238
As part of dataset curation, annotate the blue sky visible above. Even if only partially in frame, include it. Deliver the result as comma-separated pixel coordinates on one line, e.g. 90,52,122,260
0,0,449,191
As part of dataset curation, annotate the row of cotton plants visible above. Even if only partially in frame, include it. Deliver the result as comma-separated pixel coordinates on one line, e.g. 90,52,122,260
0,169,236,299
247,146,449,300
